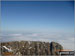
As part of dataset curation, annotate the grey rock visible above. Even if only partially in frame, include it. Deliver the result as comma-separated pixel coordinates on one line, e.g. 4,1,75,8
0,41,63,56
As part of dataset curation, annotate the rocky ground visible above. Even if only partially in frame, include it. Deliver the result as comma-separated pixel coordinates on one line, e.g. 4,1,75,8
0,41,63,56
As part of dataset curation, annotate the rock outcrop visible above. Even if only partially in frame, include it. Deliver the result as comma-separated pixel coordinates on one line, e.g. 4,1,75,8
50,42,63,55
0,41,63,55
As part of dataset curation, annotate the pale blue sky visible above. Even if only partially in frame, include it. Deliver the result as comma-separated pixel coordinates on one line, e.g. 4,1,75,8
1,1,74,33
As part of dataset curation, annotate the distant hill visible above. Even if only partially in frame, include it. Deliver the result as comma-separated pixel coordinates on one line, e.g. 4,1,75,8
0,41,63,55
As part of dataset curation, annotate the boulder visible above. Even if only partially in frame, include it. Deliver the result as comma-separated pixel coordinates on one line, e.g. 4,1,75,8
50,42,63,55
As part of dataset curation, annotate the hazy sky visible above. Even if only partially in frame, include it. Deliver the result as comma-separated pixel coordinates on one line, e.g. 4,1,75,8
1,1,74,50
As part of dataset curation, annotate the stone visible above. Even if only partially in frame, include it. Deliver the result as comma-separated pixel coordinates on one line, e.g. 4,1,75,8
1,41,63,56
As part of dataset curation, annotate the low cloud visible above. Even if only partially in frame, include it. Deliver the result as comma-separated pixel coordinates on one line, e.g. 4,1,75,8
0,32,74,50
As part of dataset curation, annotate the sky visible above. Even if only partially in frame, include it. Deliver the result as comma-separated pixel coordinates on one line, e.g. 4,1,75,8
1,1,74,50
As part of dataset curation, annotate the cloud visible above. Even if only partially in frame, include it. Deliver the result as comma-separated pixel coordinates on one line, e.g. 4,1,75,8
0,32,74,50
9,34,22,36
27,33,39,37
